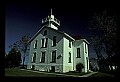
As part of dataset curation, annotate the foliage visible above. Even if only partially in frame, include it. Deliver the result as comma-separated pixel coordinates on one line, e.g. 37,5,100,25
5,47,22,68
9,35,30,68
89,62,93,71
76,63,84,73
89,9,117,71
90,36,104,70
17,35,30,68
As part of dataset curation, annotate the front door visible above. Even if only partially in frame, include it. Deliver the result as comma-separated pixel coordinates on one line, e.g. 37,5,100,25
31,65,35,70
51,66,55,72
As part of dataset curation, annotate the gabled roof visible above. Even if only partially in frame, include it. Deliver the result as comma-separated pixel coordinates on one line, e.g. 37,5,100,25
72,35,90,44
28,26,75,43
72,35,83,40
29,26,89,44
81,39,90,44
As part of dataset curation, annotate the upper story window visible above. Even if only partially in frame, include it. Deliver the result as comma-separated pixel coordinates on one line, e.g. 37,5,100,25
41,38,48,48
45,38,48,47
52,36,56,47
51,50,56,63
68,52,71,63
85,44,87,53
43,30,47,36
40,52,45,63
41,39,44,48
77,48,81,58
34,40,37,49
32,52,36,63
69,40,71,48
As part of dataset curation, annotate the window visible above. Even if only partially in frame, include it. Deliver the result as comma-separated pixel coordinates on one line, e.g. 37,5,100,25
40,52,45,63
32,52,36,63
68,52,71,63
34,40,37,49
85,44,87,53
41,39,44,48
52,36,56,46
69,40,71,48
77,48,81,58
43,30,47,36
41,38,48,48
52,51,56,63
45,38,48,47
86,57,88,69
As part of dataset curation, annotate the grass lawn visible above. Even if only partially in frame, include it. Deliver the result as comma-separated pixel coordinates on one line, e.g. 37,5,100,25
5,68,90,77
6,68,114,77
64,71,90,76
5,68,60,77
5,68,82,77
89,72,115,77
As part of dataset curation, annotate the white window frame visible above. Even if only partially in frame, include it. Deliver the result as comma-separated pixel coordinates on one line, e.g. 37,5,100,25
40,51,46,63
52,36,56,47
68,52,71,63
85,44,87,53
41,38,48,48
32,52,37,63
69,40,71,48
34,39,38,49
77,48,81,58
51,50,57,63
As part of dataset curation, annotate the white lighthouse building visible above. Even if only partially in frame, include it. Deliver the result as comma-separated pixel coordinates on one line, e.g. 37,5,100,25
27,9,89,73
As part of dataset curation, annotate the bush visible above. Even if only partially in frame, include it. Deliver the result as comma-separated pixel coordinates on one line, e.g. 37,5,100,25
76,63,84,72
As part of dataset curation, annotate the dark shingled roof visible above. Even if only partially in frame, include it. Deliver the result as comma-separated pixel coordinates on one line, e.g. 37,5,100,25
72,35,83,40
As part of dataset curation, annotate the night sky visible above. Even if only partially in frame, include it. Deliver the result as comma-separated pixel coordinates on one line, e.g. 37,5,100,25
5,0,119,64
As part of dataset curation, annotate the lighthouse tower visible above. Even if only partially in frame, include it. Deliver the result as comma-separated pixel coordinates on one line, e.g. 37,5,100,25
42,9,60,30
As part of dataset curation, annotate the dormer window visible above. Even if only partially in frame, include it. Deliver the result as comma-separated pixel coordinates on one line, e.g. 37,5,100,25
43,30,47,36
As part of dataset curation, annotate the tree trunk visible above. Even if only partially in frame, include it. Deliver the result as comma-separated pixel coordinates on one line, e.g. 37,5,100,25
22,54,25,68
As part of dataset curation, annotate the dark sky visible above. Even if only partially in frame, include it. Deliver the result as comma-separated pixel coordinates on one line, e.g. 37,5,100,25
5,0,119,64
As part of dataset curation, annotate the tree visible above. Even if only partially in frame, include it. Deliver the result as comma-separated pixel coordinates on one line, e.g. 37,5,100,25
90,36,104,70
89,9,117,71
76,63,84,73
5,52,8,68
89,62,93,71
17,35,30,68
6,44,22,68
